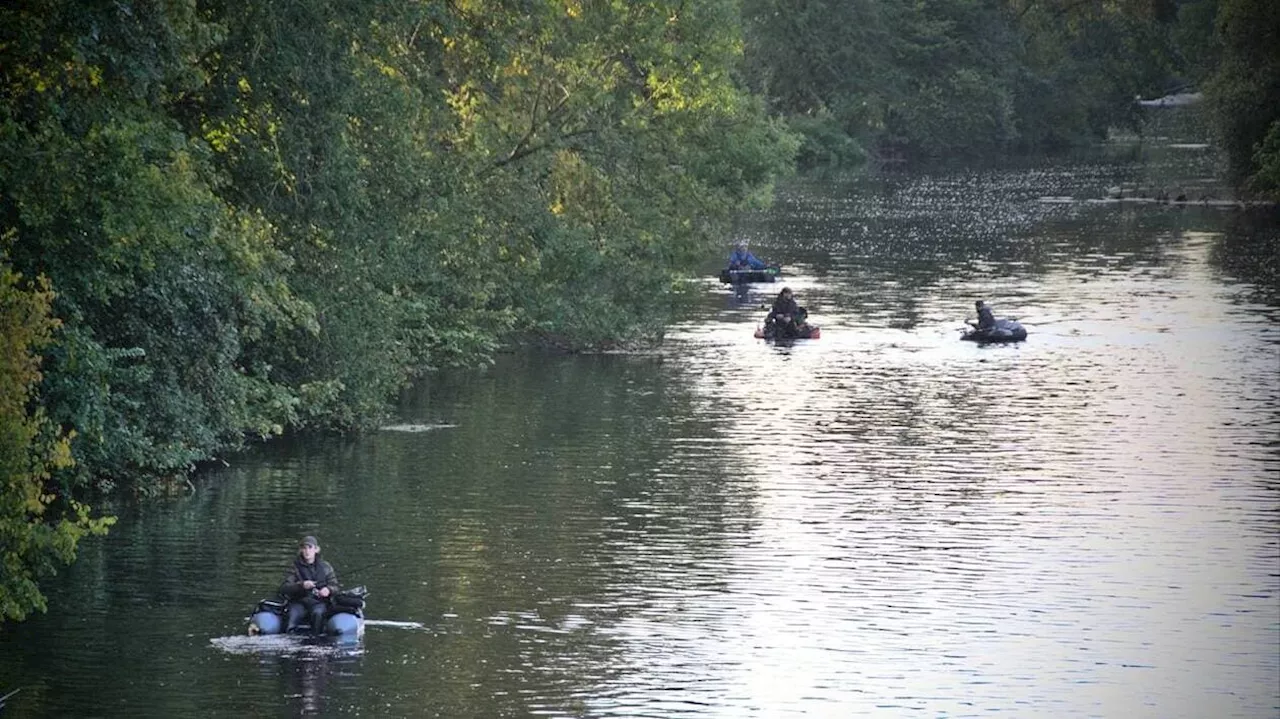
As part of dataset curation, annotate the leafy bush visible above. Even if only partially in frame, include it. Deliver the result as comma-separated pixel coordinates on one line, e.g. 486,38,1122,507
0,261,113,623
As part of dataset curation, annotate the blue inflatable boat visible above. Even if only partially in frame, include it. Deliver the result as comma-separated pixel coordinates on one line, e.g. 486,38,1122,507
248,586,368,642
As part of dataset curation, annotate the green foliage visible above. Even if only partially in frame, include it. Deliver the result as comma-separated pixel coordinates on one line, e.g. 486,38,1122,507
1206,0,1280,197
1247,120,1280,201
0,261,114,624
786,111,867,170
743,0,1033,161
1172,0,1223,84
741,0,894,162
189,0,795,380
1,0,310,483
3,0,798,500
743,0,1215,161
1011,6,1157,150
184,0,520,427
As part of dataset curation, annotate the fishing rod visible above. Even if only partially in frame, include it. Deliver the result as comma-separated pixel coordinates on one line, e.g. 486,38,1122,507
307,559,386,599
336,559,386,584
314,559,385,607
291,559,386,600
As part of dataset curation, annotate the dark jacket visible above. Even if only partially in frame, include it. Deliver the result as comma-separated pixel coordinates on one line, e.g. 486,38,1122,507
280,557,339,600
977,305,996,329
768,295,800,323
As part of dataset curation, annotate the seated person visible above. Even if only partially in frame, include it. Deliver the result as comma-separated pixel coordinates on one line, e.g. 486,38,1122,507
280,535,339,633
727,240,767,270
765,287,809,338
970,300,996,329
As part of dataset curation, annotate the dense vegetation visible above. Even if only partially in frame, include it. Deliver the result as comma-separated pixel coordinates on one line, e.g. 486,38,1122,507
743,0,1279,188
1204,0,1280,197
0,267,114,622
1,0,1275,622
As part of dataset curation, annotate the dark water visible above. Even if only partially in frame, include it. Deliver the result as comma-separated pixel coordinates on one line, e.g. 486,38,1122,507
3,144,1278,718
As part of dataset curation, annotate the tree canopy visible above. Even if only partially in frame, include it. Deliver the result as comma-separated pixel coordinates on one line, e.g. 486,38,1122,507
743,0,1278,191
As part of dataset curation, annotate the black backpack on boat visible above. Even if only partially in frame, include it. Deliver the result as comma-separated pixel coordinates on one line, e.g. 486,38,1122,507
331,585,368,612
252,585,367,615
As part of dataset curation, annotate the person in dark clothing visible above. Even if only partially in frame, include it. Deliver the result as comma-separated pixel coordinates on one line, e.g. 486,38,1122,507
281,535,339,633
972,300,996,329
765,287,808,338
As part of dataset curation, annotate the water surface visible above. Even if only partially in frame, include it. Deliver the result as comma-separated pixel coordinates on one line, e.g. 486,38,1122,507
2,145,1277,718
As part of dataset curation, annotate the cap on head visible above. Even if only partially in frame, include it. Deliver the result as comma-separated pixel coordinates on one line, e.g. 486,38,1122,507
735,240,747,248
300,535,319,549
975,300,985,308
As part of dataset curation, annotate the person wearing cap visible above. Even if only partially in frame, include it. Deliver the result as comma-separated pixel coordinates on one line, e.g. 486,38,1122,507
727,240,767,270
280,535,339,633
971,300,996,329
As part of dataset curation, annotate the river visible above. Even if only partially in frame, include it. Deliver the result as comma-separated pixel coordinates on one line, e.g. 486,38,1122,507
2,139,1277,718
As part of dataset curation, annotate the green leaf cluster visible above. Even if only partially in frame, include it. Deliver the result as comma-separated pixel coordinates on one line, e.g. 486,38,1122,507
2,0,310,492
742,0,1032,163
1205,0,1280,200
741,0,1276,178
0,261,113,623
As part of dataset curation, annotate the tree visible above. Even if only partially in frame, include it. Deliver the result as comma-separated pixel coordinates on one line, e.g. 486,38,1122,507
1,0,309,487
1206,0,1280,198
0,260,113,624
741,0,1201,162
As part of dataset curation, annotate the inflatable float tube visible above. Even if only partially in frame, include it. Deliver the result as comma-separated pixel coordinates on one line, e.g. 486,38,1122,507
755,324,821,340
719,265,782,284
961,318,1027,343
248,586,368,642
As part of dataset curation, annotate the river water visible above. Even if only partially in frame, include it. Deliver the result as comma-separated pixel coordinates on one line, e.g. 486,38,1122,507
2,142,1278,718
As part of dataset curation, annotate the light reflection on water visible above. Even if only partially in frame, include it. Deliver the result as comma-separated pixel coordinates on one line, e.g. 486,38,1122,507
1,156,1276,718
619,165,1278,717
